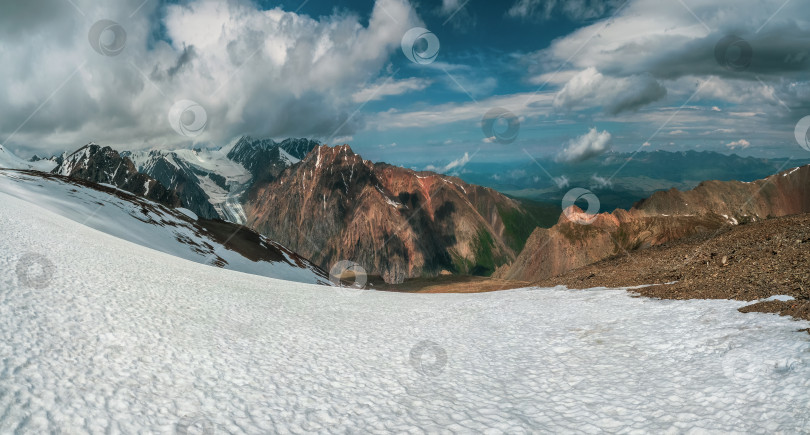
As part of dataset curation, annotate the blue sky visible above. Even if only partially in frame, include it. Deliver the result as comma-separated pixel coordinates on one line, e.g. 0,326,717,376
2,0,810,168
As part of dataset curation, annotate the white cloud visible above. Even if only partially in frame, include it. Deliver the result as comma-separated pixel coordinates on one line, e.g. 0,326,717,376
352,78,432,103
373,91,554,130
528,0,810,128
424,152,472,173
553,68,666,114
0,0,421,154
440,0,462,15
590,174,613,189
556,128,612,162
553,175,570,189
726,139,751,149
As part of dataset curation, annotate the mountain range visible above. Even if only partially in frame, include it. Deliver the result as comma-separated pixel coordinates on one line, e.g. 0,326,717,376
4,139,809,287
1,140,546,284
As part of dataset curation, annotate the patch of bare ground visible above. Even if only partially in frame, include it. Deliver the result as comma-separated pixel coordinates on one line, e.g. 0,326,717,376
533,213,810,322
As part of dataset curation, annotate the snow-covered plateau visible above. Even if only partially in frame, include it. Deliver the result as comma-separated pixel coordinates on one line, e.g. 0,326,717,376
1,181,810,433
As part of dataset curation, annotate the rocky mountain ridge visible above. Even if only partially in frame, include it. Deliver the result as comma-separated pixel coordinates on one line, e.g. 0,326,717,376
244,144,539,284
52,144,181,207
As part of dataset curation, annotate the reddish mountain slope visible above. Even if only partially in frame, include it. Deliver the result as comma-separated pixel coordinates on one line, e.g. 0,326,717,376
244,145,533,284
496,165,810,282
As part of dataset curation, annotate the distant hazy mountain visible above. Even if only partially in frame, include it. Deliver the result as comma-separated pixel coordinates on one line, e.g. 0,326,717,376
455,150,810,212
0,145,57,171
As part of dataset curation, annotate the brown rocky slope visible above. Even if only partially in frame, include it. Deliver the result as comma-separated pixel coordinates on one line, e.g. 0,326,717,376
495,165,810,282
243,145,540,284
533,212,810,321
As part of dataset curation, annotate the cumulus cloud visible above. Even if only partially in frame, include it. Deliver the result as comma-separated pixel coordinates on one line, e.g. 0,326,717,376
556,128,612,162
0,0,420,154
553,68,667,114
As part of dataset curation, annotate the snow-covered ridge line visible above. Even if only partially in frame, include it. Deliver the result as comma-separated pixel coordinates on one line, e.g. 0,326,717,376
0,170,330,285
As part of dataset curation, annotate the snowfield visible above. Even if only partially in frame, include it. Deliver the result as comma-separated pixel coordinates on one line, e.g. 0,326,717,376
1,192,810,433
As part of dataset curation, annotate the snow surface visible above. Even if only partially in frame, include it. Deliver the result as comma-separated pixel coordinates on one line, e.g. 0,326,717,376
0,145,56,172
175,207,198,221
2,188,810,433
0,170,328,285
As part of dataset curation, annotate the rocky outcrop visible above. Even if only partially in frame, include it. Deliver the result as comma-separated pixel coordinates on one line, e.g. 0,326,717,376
496,165,810,282
53,144,180,208
244,145,532,284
